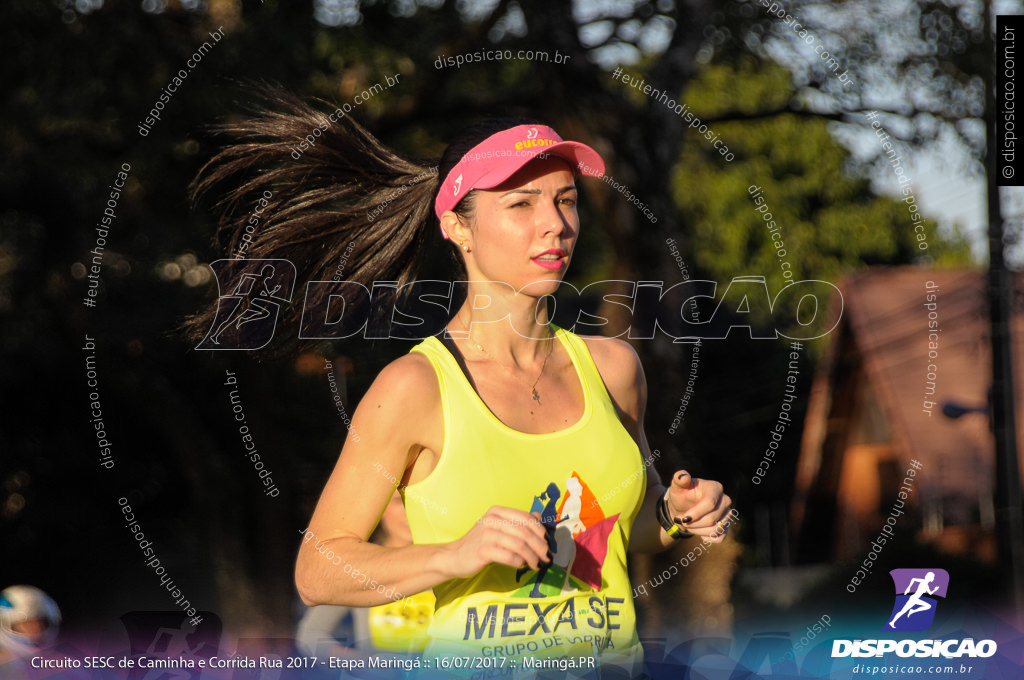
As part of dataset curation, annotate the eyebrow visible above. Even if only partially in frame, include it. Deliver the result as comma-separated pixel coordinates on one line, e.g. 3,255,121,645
500,185,577,198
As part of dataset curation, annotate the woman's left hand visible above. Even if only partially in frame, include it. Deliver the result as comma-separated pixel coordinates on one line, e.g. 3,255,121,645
665,470,733,543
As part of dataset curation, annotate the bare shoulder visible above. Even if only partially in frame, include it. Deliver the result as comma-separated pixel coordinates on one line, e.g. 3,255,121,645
348,349,443,469
361,350,440,412
576,335,646,416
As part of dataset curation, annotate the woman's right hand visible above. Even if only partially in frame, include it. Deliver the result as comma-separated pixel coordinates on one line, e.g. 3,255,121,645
441,506,552,578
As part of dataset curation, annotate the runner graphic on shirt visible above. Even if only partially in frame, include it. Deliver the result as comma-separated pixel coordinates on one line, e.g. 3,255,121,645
516,483,560,596
514,473,619,598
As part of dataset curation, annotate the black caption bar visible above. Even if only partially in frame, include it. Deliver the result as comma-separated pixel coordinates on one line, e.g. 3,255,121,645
997,15,1024,186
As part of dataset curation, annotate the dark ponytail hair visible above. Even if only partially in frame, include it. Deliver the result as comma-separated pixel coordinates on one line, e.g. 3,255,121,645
182,84,537,356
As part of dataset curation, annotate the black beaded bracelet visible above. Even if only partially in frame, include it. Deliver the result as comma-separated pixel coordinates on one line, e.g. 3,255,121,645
656,490,694,540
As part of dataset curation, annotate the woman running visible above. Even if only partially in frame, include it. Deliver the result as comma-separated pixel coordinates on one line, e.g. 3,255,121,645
189,93,733,675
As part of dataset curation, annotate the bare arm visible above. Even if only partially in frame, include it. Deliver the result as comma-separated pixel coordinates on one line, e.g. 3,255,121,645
585,337,732,554
295,354,551,607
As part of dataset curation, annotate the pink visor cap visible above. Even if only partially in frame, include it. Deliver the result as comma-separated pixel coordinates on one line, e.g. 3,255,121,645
434,124,606,232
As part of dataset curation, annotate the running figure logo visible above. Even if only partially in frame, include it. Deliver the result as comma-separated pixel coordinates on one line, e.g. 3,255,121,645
196,259,296,350
882,568,950,632
513,473,619,599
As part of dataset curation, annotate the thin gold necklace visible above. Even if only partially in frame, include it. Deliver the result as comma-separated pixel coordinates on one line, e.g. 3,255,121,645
457,317,555,404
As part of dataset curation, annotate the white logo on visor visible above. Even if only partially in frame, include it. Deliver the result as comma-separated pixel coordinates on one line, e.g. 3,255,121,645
527,127,539,139
453,173,463,195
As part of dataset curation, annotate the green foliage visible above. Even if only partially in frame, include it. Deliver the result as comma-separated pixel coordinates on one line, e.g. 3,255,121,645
672,60,973,299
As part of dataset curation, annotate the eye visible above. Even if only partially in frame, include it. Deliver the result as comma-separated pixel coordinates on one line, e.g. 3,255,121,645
559,197,577,208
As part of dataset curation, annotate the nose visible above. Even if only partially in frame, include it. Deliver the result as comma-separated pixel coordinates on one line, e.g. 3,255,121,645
537,197,569,238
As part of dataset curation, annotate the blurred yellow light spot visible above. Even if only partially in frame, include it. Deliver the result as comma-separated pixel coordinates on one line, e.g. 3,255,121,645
161,262,182,280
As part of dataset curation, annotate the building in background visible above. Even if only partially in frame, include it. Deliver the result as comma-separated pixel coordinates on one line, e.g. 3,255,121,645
791,268,1024,564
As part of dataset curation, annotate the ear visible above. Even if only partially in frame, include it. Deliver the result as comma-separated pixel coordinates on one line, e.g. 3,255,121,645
440,211,470,244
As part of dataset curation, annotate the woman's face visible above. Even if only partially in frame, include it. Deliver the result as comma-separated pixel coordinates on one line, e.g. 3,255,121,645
461,156,579,296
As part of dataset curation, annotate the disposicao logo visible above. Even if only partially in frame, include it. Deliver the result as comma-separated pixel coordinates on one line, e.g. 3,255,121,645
883,568,948,632
831,568,997,659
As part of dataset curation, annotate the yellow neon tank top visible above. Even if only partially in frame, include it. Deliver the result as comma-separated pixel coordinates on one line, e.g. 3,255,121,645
402,325,646,674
